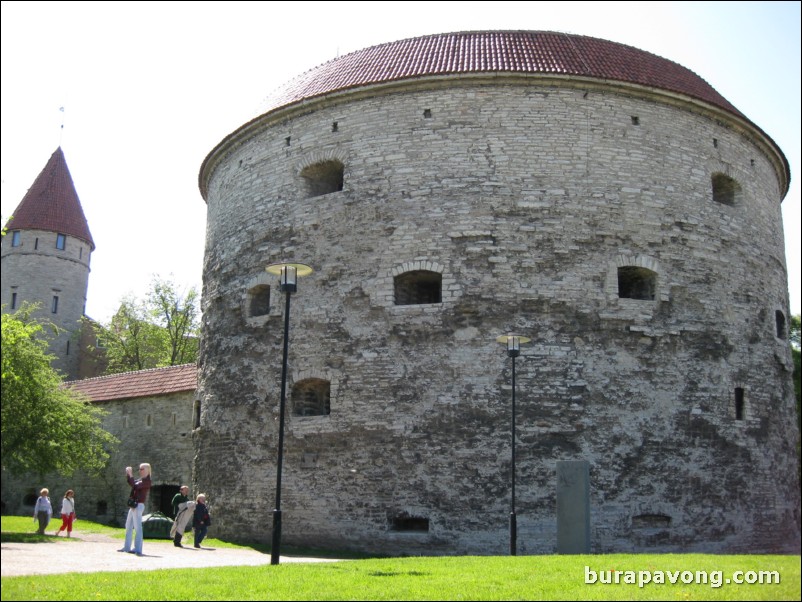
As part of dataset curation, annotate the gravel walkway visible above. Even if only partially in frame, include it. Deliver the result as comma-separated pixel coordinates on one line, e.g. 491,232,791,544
1,532,340,577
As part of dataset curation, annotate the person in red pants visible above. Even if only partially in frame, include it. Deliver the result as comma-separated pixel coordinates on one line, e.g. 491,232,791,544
55,490,76,537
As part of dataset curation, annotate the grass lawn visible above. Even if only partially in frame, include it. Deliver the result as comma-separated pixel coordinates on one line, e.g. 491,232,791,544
2,516,799,601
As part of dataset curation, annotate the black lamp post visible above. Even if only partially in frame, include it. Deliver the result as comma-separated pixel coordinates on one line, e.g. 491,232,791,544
265,262,313,565
496,333,530,555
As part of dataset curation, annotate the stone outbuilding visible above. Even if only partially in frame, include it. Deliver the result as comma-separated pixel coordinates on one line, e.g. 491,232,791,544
196,31,800,554
0,364,197,523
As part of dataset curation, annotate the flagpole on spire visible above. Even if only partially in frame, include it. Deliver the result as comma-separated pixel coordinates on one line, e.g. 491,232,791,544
59,106,65,146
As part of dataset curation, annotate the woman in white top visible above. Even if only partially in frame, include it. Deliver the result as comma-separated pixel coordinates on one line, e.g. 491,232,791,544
33,488,52,535
55,490,76,537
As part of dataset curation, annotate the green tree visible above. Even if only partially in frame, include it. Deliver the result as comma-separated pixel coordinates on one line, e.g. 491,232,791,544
1,305,117,476
148,276,200,366
100,295,168,373
98,276,199,374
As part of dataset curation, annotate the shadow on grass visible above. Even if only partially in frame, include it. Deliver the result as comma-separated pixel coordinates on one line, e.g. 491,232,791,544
1,531,58,544
212,537,380,560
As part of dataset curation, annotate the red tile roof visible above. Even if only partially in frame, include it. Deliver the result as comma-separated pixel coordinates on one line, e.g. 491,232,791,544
4,147,95,249
66,364,197,402
201,30,788,200
260,30,744,119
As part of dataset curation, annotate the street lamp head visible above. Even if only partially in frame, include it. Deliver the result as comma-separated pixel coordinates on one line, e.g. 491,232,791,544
496,334,531,358
266,263,313,293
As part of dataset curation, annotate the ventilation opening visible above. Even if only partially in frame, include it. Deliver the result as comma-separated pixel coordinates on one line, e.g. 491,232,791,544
735,387,745,420
394,270,442,305
711,173,741,206
391,514,429,532
617,267,656,300
247,284,271,317
632,513,671,529
301,160,344,197
301,452,318,468
292,378,331,417
631,116,639,125
775,310,787,339
423,109,432,118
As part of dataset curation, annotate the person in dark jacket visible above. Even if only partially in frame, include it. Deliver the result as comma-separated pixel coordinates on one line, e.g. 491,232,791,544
192,493,212,549
118,463,152,556
170,498,196,548
171,484,191,547
172,485,190,518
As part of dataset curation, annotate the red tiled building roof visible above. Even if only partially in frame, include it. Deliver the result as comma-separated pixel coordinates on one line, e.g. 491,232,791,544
204,31,790,199
66,364,197,402
5,147,95,249
260,30,744,119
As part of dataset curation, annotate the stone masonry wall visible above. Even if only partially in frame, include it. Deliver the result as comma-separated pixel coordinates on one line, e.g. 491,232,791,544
1,391,195,525
197,80,800,554
1,228,91,380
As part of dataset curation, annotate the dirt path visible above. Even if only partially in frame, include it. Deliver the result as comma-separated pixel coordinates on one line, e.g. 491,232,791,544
1,532,340,577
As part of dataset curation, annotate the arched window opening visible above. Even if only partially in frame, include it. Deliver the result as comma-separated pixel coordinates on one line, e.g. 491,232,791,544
301,160,344,198
775,310,787,339
292,378,331,417
394,270,442,305
617,267,656,300
711,173,741,206
247,284,271,317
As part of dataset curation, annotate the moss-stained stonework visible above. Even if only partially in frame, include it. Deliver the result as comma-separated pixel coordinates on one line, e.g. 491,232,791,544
196,32,800,554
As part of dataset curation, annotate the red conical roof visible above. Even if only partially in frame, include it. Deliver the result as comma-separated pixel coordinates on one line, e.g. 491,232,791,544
5,147,95,250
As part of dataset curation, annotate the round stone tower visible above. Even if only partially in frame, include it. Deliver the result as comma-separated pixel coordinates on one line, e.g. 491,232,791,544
197,31,800,554
2,147,94,381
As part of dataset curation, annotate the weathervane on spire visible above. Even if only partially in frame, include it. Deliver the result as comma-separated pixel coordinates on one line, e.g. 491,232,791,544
59,106,65,145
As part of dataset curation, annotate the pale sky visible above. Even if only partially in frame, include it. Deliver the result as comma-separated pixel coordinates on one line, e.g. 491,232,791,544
2,1,799,322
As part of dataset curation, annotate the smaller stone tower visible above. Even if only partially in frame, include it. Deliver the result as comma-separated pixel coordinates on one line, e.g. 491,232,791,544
1,147,94,380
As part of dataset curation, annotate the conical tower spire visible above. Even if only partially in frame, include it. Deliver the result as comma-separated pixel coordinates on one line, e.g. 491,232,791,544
4,147,94,249
2,147,95,380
